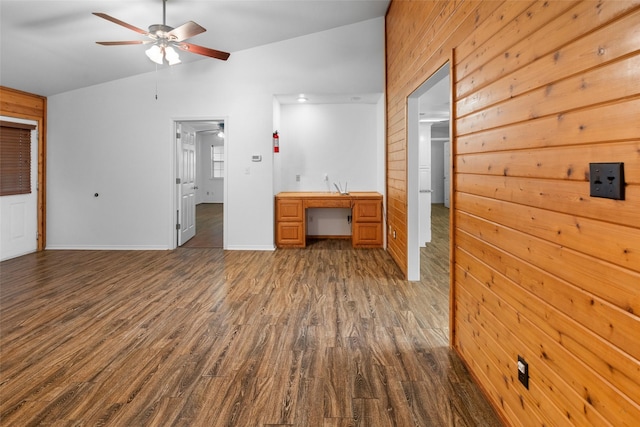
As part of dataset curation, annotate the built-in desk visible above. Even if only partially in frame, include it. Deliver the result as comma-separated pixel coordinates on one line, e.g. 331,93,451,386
275,192,383,248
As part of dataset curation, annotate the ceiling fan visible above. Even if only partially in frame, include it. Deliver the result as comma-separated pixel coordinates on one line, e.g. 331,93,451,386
94,0,230,65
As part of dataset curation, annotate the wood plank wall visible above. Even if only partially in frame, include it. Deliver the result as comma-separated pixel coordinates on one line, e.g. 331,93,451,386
385,1,640,426
0,86,47,250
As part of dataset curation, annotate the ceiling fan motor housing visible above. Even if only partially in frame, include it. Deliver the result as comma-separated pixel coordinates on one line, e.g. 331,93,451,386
149,24,175,41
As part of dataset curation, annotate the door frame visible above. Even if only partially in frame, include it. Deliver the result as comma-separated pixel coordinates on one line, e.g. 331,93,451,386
406,62,450,281
0,113,45,255
0,116,39,260
0,88,46,253
171,117,228,249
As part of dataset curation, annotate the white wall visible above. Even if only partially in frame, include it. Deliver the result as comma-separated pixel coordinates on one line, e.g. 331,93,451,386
430,141,445,204
46,18,385,250
376,95,386,195
430,123,449,204
279,103,379,192
278,102,380,236
272,98,282,195
418,123,432,246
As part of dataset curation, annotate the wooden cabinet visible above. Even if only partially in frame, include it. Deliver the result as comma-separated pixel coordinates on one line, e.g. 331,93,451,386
275,198,304,247
352,199,383,247
275,192,383,248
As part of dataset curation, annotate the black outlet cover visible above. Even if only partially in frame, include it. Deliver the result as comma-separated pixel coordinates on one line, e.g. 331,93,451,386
517,356,529,389
589,163,624,200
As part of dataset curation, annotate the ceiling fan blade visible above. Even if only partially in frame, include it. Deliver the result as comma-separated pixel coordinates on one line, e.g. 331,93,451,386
96,41,152,46
168,21,206,42
93,12,149,36
177,42,230,61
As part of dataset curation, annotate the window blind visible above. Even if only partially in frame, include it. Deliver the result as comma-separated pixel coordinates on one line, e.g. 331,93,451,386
0,120,36,196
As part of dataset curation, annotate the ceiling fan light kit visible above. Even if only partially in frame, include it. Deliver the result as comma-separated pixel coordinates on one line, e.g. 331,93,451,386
145,44,181,65
94,0,229,66
163,46,181,65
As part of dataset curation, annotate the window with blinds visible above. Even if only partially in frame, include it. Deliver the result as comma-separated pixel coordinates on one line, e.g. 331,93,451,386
0,121,36,196
211,144,224,179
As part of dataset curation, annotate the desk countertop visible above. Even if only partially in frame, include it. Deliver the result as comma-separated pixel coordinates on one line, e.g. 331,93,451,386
276,191,382,199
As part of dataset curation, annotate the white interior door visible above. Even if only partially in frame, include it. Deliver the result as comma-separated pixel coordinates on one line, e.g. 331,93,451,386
0,119,38,261
419,123,432,247
177,124,196,245
444,141,451,208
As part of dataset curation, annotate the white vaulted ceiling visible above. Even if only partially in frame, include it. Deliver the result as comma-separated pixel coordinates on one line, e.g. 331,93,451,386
0,0,389,97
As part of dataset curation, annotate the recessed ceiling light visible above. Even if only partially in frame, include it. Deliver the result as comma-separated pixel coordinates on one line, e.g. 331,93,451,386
297,94,308,103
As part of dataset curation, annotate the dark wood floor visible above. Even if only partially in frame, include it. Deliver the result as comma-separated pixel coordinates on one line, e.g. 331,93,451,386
181,203,223,248
0,204,502,426
421,204,450,286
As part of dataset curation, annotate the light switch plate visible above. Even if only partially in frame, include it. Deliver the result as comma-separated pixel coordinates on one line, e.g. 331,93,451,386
589,163,624,200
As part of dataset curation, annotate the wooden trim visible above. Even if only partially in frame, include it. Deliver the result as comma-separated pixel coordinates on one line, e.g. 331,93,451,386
448,47,457,347
0,86,47,251
39,98,47,251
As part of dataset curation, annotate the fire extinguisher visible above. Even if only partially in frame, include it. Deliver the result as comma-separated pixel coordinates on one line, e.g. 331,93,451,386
273,131,279,153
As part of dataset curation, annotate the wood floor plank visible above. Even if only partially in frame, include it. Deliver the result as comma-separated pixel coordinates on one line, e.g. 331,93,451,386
181,203,223,248
0,205,502,426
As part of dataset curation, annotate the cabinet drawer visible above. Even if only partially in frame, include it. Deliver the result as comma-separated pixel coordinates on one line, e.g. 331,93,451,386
352,223,382,247
353,199,381,222
304,198,351,208
276,222,305,247
276,198,303,221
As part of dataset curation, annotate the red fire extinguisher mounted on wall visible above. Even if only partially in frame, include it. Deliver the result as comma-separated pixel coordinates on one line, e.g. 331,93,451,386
273,131,279,153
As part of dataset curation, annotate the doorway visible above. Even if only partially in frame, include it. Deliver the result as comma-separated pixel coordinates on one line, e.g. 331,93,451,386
407,63,451,281
174,119,227,249
0,117,38,261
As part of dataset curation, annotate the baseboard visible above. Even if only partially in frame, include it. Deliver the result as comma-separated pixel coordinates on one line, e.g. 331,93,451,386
46,245,170,251
225,245,276,251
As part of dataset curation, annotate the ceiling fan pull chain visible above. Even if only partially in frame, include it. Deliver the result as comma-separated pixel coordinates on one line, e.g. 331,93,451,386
155,64,159,100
